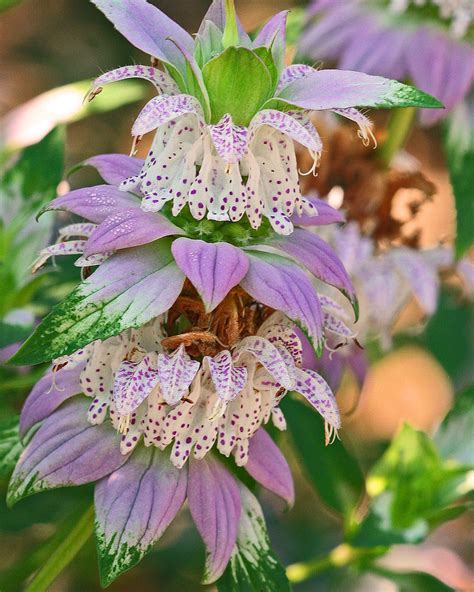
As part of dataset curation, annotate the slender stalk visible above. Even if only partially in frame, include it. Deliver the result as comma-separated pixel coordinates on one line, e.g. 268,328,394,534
286,544,387,584
25,505,94,592
377,106,416,168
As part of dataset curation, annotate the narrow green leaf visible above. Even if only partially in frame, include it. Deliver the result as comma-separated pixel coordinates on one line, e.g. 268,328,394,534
217,486,291,592
25,505,94,592
281,396,365,515
371,567,453,592
203,47,273,125
0,415,22,478
10,241,185,366
443,125,474,257
435,385,474,466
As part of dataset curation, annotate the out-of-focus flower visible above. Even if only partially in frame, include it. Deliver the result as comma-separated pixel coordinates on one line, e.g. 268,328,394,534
303,221,452,390
301,0,474,125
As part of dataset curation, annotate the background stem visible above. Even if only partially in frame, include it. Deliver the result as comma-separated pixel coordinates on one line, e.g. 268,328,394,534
378,106,416,167
25,504,94,592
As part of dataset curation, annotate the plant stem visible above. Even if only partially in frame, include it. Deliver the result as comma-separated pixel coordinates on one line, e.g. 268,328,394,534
286,544,387,584
377,106,416,168
25,505,94,592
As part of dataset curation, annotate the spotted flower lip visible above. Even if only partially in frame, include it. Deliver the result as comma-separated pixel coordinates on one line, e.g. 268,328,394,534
87,0,442,232
19,312,344,468
302,0,473,126
12,153,357,367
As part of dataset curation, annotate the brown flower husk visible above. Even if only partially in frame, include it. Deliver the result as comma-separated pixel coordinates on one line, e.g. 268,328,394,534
298,121,436,248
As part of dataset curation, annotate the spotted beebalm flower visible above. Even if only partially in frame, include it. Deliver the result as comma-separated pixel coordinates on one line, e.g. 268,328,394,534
10,309,346,585
301,0,474,125
86,0,441,233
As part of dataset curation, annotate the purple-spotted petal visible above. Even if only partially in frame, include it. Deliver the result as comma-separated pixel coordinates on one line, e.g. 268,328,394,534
113,355,160,416
245,428,294,507
172,238,249,312
234,336,295,390
292,195,345,226
157,345,200,406
8,398,128,505
187,456,241,584
41,185,140,224
19,364,85,436
84,208,184,256
249,109,322,154
294,367,340,429
271,228,357,312
277,64,314,93
241,251,324,351
208,114,248,163
91,65,179,97
205,350,248,402
95,447,187,586
132,94,204,137
92,0,194,73
83,154,144,186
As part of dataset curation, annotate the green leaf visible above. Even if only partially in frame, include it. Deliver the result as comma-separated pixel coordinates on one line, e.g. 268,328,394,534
217,486,291,592
368,425,470,527
0,415,22,478
0,321,33,349
202,47,273,125
10,241,185,366
435,386,474,467
443,125,474,257
0,0,22,12
351,493,429,547
372,568,453,592
1,127,64,210
281,396,365,515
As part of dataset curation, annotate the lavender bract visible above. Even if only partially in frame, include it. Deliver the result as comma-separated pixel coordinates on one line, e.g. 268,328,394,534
302,0,474,125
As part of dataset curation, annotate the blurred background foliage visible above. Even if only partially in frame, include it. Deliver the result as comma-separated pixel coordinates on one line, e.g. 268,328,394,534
0,1,473,591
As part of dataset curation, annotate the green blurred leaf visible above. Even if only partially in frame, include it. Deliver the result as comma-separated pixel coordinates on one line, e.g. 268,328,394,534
435,385,474,466
352,424,472,547
0,0,22,12
443,124,474,257
217,486,291,592
0,415,22,478
0,321,33,349
1,127,64,210
203,47,273,125
281,396,365,515
372,568,453,592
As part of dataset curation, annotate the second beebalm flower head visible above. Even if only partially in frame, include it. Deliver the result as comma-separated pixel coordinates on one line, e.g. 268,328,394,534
89,0,442,234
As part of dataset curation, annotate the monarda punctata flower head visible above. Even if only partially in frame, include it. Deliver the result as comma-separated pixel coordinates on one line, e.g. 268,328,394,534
301,0,473,125
86,0,441,233
7,0,444,587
